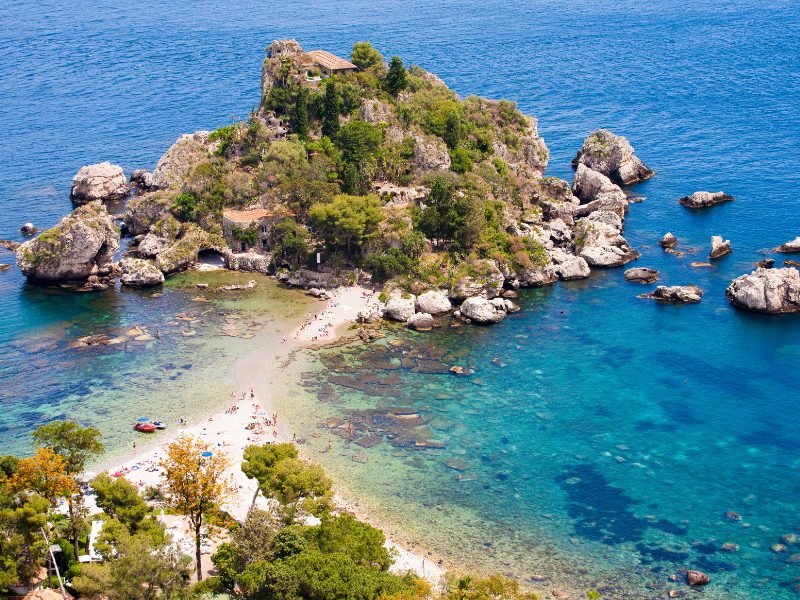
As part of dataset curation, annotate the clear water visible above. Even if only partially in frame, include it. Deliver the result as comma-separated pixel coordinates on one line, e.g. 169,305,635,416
2,0,800,596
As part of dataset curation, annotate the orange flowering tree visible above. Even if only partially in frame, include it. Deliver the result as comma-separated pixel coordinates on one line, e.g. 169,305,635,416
159,436,231,581
7,447,76,504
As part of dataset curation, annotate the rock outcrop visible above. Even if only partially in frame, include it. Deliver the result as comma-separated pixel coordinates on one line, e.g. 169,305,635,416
574,217,639,267
449,260,504,300
726,267,800,314
776,236,800,253
709,236,732,260
71,162,128,204
646,285,704,303
411,134,451,172
416,290,452,315
119,257,165,287
383,291,416,322
408,312,435,331
679,191,734,209
624,267,659,283
572,164,627,208
228,252,272,274
16,202,119,283
151,132,215,189
572,130,653,185
549,248,591,280
154,224,225,274
659,232,678,249
459,296,507,324
124,192,173,236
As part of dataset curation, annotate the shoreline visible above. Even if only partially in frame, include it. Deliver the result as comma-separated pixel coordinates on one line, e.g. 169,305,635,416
91,284,446,583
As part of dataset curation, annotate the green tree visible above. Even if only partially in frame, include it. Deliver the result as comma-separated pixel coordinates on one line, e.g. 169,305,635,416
308,194,383,256
0,493,50,590
91,474,149,532
322,80,341,139
211,508,278,591
172,191,199,221
384,56,408,96
292,88,309,140
310,514,392,571
350,41,383,70
337,120,382,165
271,218,311,268
417,175,484,250
32,420,104,560
450,148,474,173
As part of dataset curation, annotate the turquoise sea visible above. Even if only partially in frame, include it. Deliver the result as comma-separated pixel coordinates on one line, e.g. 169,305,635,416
2,0,800,597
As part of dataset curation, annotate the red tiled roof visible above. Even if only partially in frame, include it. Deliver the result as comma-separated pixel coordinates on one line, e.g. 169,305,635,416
306,50,357,71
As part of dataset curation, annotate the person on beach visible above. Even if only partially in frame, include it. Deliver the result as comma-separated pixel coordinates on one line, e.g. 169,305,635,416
133,441,136,451
250,388,254,399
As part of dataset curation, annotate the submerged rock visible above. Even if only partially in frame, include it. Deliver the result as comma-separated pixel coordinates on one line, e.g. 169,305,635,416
0,263,11,272
646,285,704,303
776,236,800,253
679,191,734,209
119,257,165,287
726,267,800,314
71,162,128,204
686,570,710,586
709,235,732,260
572,129,653,184
625,267,659,283
0,240,20,251
660,232,678,249
16,201,119,283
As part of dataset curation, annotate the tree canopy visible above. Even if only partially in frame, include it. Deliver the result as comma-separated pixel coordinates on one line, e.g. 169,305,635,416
309,194,383,255
351,42,383,70
384,57,408,96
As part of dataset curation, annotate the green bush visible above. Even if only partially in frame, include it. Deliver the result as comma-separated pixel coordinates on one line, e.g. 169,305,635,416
171,192,199,221
450,148,474,173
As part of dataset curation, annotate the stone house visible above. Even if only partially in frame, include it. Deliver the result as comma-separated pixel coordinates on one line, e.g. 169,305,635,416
222,207,294,253
305,50,357,77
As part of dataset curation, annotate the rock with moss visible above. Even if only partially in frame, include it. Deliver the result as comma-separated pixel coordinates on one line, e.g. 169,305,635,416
136,214,183,258
491,116,549,179
383,290,417,322
360,100,393,125
572,130,653,185
151,132,215,189
530,177,580,225
154,224,225,274
449,260,505,301
119,257,165,287
261,39,305,99
124,191,173,235
411,134,451,172
726,267,800,314
16,201,119,282
71,162,128,204
574,217,639,267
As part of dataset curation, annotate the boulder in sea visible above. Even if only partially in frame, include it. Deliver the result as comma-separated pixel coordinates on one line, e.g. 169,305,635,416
459,296,507,324
549,248,591,281
572,163,628,208
383,291,417,322
119,257,165,288
776,236,800,253
572,129,653,184
71,162,128,204
646,285,704,303
660,232,678,249
686,570,710,586
709,235,732,260
0,263,11,272
679,191,734,209
16,201,120,283
20,223,37,235
416,290,453,315
574,216,640,267
756,258,775,269
625,267,659,283
726,267,800,314
1,239,20,251
408,312,435,332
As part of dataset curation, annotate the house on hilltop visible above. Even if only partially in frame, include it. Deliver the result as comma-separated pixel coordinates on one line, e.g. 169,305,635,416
222,207,294,253
266,40,357,80
305,50,357,76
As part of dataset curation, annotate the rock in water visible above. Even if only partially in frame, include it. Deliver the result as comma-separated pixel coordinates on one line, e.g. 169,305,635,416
660,232,678,248
726,267,800,314
573,217,640,267
776,236,800,253
646,285,704,303
408,312,435,331
572,129,653,184
416,290,453,315
383,291,417,322
459,296,508,324
71,162,128,204
686,570,710,586
572,163,628,207
756,258,775,269
679,191,734,209
16,201,120,283
119,257,165,287
709,235,732,259
625,267,659,283
20,223,37,235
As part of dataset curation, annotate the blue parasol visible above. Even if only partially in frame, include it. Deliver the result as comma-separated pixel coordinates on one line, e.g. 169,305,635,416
137,417,150,422
201,451,213,457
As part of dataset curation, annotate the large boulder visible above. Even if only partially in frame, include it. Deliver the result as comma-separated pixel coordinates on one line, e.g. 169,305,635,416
647,285,703,303
492,116,549,179
416,290,452,315
679,191,734,209
449,260,505,300
151,132,214,189
574,217,639,267
16,202,119,282
411,134,451,172
709,235,732,260
572,164,628,213
136,215,182,257
408,312,435,331
659,232,678,249
776,236,800,253
624,267,659,283
124,191,173,236
119,257,165,287
459,296,507,324
726,267,800,314
549,248,590,281
572,130,653,185
515,263,559,287
686,571,710,587
71,162,128,204
383,291,417,322
228,252,272,274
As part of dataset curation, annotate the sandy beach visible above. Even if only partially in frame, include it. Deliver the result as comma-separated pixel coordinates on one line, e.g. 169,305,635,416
90,284,445,583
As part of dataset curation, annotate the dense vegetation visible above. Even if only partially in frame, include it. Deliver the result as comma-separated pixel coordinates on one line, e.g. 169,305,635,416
0,422,561,600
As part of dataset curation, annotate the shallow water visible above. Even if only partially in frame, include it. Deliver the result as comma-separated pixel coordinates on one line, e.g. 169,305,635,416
2,0,800,596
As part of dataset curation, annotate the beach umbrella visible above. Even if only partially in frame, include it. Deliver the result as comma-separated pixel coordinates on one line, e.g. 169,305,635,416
201,451,213,457
137,417,150,422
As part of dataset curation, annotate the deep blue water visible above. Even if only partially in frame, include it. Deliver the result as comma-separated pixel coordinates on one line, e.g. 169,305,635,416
2,0,800,596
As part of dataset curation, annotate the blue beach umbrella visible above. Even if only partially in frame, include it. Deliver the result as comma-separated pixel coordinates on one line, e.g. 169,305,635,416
201,451,213,458
137,417,150,422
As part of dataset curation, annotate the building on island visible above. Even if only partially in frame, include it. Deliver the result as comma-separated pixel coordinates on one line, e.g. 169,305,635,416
266,40,357,79
305,50,357,77
222,207,294,253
